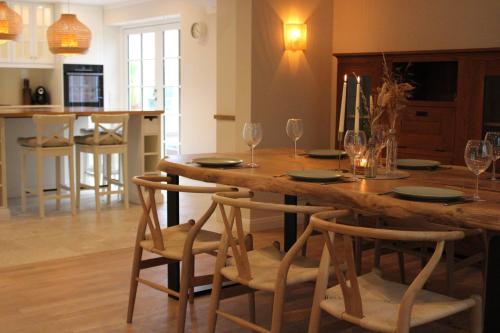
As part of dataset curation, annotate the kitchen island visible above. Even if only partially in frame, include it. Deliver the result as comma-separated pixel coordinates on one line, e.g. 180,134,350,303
0,107,164,217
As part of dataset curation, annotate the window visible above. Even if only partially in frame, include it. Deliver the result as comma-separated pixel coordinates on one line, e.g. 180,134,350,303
124,23,181,155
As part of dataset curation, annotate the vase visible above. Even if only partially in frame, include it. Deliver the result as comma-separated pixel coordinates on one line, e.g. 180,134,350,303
386,128,397,174
365,138,377,178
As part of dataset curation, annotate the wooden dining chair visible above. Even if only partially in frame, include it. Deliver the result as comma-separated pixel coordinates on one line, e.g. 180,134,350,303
373,217,485,295
75,114,129,211
207,191,335,333
18,114,76,218
128,175,252,333
307,210,483,333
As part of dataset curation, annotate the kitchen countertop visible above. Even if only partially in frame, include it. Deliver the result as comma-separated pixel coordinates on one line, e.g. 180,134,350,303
0,106,164,118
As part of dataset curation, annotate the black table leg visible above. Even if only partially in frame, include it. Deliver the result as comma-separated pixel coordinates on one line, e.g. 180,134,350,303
167,174,180,297
284,195,298,251
484,233,500,332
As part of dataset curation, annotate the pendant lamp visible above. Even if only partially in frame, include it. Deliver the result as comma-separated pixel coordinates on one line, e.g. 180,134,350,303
0,1,22,45
47,1,91,55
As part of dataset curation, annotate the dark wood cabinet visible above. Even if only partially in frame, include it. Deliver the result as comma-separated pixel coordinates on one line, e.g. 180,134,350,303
334,48,500,165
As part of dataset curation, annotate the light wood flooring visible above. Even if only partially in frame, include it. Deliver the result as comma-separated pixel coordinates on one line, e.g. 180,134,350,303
0,228,482,333
0,185,483,332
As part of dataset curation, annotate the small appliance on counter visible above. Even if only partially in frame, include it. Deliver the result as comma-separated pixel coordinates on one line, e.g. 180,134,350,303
64,64,104,107
32,86,51,105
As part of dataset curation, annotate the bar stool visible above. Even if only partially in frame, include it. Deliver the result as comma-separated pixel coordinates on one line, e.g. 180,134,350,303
75,114,129,211
18,114,76,218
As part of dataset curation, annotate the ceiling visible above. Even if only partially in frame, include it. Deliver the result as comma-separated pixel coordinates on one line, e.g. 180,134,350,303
30,0,216,10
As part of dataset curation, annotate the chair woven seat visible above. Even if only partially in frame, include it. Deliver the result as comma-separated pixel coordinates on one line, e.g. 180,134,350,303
75,134,124,145
322,271,476,332
140,223,221,261
221,246,321,292
17,136,71,147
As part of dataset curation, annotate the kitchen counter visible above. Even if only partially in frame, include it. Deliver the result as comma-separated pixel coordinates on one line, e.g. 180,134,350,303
0,106,164,118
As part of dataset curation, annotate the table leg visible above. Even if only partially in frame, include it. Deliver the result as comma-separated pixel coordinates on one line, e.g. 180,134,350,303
167,174,180,297
284,195,298,251
484,233,500,332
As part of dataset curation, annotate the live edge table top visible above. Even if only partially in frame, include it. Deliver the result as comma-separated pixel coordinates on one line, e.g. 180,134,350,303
0,106,164,118
157,148,500,232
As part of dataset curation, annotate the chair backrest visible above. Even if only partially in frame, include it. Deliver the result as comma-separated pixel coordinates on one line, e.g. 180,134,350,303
211,192,333,284
132,175,238,252
91,114,129,145
308,210,465,329
32,114,75,146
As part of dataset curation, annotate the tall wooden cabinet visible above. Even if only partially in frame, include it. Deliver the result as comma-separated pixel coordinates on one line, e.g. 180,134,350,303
335,48,500,165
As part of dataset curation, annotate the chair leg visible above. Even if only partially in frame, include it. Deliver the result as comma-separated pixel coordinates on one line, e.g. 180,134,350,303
445,241,455,296
248,291,256,324
302,214,310,256
270,288,286,333
75,149,81,209
122,150,129,209
177,256,193,333
36,149,45,218
207,268,223,333
374,217,383,269
69,150,76,216
398,251,406,284
20,151,27,213
55,156,61,210
127,245,143,323
93,152,101,212
106,153,112,205
470,295,483,333
189,256,195,304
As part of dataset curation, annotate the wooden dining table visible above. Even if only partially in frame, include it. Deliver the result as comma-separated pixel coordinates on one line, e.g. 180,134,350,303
157,148,500,332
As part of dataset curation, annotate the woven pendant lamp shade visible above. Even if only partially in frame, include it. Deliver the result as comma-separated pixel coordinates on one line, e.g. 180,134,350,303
47,14,91,55
0,1,22,44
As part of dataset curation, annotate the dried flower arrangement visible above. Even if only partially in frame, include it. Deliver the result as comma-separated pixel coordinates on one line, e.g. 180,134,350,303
361,56,414,131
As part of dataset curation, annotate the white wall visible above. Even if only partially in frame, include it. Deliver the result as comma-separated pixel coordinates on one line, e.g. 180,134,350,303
104,0,217,154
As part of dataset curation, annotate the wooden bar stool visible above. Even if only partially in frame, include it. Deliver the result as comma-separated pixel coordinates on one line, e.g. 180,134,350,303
75,114,129,211
207,192,334,333
128,176,251,333
18,114,76,218
307,210,483,333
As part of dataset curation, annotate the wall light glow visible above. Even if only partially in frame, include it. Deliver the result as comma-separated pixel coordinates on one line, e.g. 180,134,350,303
284,23,307,51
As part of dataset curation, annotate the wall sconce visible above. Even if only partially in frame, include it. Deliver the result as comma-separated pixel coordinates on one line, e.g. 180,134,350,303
284,23,307,51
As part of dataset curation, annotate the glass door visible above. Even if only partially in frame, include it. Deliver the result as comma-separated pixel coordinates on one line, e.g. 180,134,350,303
124,24,181,155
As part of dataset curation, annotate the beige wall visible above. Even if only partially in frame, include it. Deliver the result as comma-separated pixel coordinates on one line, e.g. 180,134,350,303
333,0,500,53
105,0,217,154
251,0,333,149
0,69,53,105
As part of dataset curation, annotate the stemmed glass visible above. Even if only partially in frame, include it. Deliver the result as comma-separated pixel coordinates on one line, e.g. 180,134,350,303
484,132,500,180
286,119,304,157
464,140,492,201
242,122,263,168
371,125,389,168
344,130,367,181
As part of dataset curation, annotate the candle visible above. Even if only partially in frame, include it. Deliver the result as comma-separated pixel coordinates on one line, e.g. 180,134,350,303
354,76,361,133
338,74,347,141
370,95,374,115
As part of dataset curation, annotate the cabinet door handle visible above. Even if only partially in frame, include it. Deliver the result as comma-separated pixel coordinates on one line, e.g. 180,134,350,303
416,111,428,117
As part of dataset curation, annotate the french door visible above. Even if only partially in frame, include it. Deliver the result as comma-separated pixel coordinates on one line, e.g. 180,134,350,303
124,23,181,155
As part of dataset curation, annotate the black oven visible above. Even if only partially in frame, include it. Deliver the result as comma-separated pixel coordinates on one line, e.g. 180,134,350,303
64,64,104,107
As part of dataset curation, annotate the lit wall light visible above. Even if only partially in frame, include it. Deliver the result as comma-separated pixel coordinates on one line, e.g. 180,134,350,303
284,23,307,51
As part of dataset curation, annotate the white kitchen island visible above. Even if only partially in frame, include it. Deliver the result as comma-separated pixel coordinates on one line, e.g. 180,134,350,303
0,106,164,218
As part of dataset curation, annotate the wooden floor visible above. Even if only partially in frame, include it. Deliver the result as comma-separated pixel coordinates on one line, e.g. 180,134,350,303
0,226,482,333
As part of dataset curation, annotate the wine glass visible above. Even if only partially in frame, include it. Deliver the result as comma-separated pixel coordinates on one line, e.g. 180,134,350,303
484,132,500,180
371,125,389,167
286,118,304,157
464,140,492,201
242,122,263,168
344,130,367,181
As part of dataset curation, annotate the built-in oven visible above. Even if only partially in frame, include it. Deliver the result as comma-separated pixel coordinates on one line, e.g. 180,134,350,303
64,64,104,107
